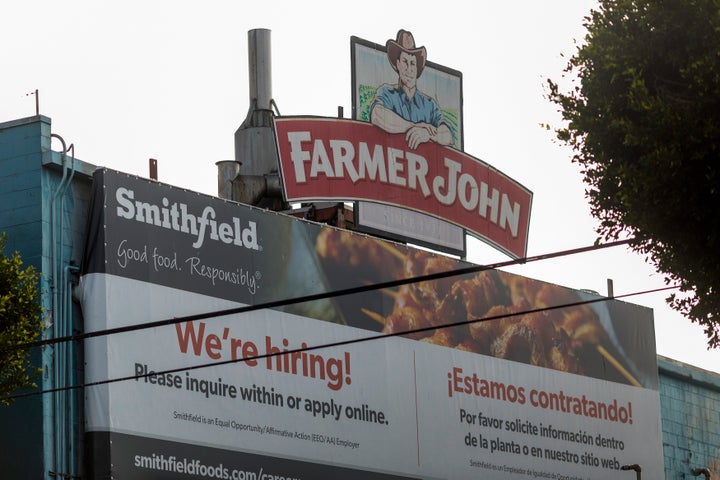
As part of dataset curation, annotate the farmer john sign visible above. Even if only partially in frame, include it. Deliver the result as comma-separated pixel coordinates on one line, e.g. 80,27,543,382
79,169,662,479
275,117,532,259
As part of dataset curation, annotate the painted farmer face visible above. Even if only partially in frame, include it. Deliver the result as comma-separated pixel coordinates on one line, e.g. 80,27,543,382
396,51,418,90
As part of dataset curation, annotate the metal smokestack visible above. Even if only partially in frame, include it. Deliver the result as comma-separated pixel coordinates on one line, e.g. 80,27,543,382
248,28,272,111
216,160,240,200
221,28,285,209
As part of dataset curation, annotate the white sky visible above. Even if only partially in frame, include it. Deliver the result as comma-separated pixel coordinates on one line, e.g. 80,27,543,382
3,0,718,373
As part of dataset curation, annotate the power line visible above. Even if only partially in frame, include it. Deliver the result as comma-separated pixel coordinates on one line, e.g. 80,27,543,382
1,283,678,403
2,237,636,355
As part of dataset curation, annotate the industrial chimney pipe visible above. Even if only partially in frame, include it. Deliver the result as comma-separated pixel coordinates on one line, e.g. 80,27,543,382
222,28,286,209
248,28,272,111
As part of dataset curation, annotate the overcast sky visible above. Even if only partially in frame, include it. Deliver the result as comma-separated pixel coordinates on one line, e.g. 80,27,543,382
3,0,718,372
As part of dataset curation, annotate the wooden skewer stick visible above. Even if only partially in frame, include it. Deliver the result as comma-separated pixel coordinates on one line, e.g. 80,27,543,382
380,288,398,299
363,306,640,388
597,344,642,387
361,308,386,325
376,239,407,262
358,280,399,300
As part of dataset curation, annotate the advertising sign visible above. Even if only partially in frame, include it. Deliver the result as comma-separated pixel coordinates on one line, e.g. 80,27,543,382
351,32,463,150
351,31,466,255
275,117,532,259
80,169,663,479
355,202,466,255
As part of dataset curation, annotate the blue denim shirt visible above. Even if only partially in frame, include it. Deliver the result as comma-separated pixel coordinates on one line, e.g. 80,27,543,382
371,84,450,129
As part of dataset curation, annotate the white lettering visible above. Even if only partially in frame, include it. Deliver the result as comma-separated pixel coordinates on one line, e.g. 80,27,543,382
242,221,259,250
310,139,334,178
114,189,260,251
387,147,406,187
288,131,312,182
116,187,135,219
500,195,520,237
281,130,526,244
433,157,462,206
161,198,172,228
330,140,359,182
179,204,198,235
195,207,215,248
458,173,478,210
479,183,500,224
405,152,431,196
358,143,387,182
218,222,233,244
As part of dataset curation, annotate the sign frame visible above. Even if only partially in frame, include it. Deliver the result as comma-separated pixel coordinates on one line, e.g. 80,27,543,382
274,116,533,259
350,33,469,255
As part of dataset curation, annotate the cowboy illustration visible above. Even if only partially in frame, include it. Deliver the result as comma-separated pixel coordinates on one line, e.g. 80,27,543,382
370,29,455,150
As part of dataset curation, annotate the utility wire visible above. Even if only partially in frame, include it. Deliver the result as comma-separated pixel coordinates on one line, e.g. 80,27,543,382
1,282,677,403
3,237,636,355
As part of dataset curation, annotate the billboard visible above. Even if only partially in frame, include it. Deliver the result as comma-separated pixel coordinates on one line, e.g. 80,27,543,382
351,32,463,150
275,117,532,259
354,202,466,255
351,31,466,255
80,169,663,479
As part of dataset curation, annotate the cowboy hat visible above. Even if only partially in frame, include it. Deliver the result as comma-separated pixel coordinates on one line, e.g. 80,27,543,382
386,29,427,77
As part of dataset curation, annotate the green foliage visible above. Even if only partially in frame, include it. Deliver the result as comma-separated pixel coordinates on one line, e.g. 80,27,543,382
548,0,720,347
0,234,43,404
358,83,462,149
358,84,377,122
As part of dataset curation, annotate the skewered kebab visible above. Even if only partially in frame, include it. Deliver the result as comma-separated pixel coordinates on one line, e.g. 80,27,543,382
315,228,638,385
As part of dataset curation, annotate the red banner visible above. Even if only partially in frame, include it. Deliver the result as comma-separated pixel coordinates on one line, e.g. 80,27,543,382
275,117,532,258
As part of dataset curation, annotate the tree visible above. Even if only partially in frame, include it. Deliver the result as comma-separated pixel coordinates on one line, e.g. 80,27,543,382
547,0,720,347
0,234,43,404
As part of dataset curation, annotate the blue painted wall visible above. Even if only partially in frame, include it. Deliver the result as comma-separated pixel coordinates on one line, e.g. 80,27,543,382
0,116,94,479
0,116,49,479
660,356,720,478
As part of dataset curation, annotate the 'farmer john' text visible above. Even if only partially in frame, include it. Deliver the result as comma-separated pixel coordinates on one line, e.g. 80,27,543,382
286,131,520,235
275,118,533,259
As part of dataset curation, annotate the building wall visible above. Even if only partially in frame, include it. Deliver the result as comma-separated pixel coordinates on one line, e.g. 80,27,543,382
0,116,94,479
660,355,720,478
0,116,50,479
